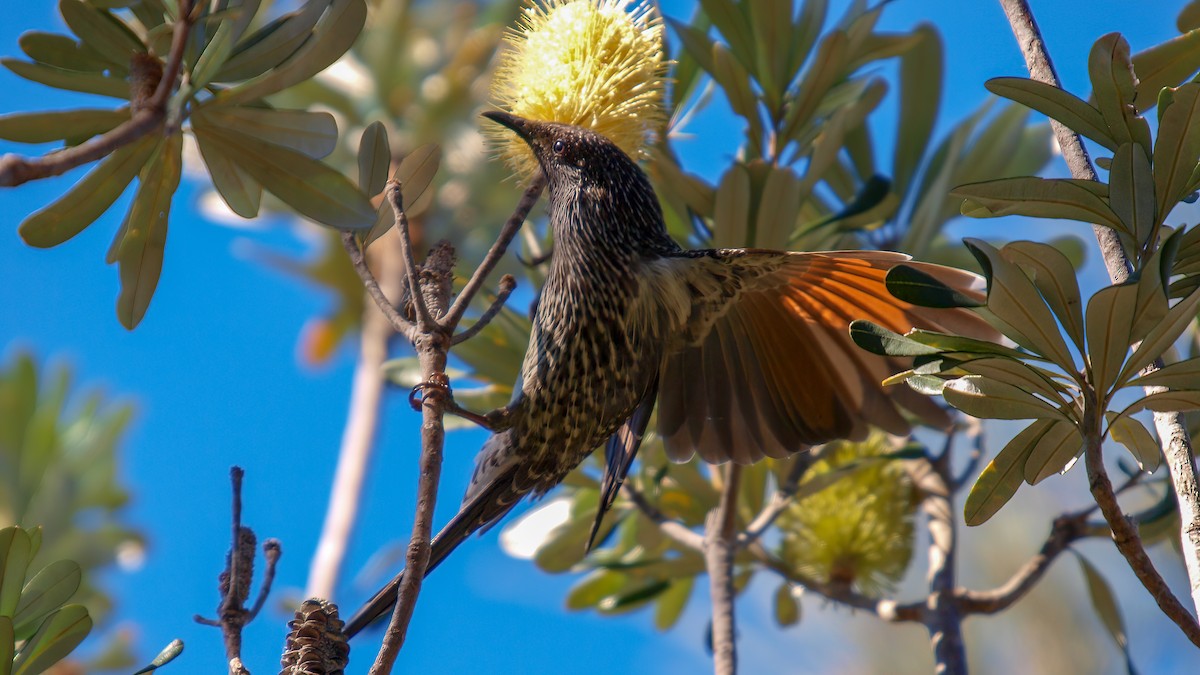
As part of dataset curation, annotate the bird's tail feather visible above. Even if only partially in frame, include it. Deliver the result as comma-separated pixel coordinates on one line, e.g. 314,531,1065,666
343,463,523,638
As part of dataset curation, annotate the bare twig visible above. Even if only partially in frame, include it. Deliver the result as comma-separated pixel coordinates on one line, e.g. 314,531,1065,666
442,172,546,330
960,514,1085,614
738,453,812,546
0,0,196,187
249,539,282,621
998,0,1200,621
706,464,742,675
451,274,517,345
307,234,403,601
623,483,706,551
340,231,417,340
386,183,434,329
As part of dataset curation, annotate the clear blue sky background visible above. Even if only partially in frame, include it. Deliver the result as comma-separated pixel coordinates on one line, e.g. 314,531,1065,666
0,2,1194,674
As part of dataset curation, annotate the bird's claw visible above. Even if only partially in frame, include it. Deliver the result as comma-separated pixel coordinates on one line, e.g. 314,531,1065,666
409,375,508,432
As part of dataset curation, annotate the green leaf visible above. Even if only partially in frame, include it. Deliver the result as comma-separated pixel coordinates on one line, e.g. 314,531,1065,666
357,121,390,196
957,357,1070,403
747,0,792,109
214,0,367,106
1085,282,1139,396
11,604,91,675
953,177,1128,234
782,30,848,143
566,570,626,610
1182,2,1200,32
1153,83,1200,217
0,528,32,618
710,43,760,146
906,329,1033,361
193,128,262,219
192,120,374,229
114,133,183,329
965,239,1077,370
215,0,323,82
964,420,1050,525
665,17,715,75
849,321,940,357
712,163,751,247
753,166,801,248
18,32,108,72
0,616,13,675
699,0,756,72
59,0,145,68
1022,419,1082,484
1127,356,1200,390
196,106,338,159
1,58,130,99
364,143,441,247
0,109,129,143
12,561,80,642
1132,29,1200,112
943,376,1067,421
1126,390,1200,414
1107,144,1157,247
986,77,1116,150
18,134,158,248
1001,241,1086,354
773,582,800,627
190,18,236,90
1075,554,1133,668
1106,413,1161,473
131,638,184,675
1118,286,1200,386
654,577,693,631
894,24,942,194
885,264,984,308
1090,33,1148,150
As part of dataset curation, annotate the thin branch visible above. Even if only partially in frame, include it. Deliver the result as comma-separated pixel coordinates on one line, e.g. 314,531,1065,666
952,418,986,490
442,172,546,330
911,454,966,675
960,513,1085,614
623,484,706,551
1084,429,1200,648
306,235,402,601
738,453,812,546
385,182,434,329
706,463,742,675
998,0,1200,620
0,0,195,187
451,274,517,345
340,231,417,340
248,539,281,621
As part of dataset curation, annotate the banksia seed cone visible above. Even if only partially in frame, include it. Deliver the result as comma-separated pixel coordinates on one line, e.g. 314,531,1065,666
280,599,350,675
488,0,666,179
778,433,917,596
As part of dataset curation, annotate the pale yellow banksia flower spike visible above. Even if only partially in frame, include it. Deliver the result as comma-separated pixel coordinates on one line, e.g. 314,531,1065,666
488,0,667,179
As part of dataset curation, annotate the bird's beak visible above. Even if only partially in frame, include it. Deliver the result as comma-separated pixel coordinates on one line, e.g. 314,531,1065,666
481,110,532,140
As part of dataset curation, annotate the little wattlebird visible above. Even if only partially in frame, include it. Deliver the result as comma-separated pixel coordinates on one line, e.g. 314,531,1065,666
344,111,991,636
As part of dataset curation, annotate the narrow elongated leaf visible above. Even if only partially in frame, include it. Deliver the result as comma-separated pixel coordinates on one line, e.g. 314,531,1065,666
654,578,694,631
11,605,91,675
1153,83,1200,216
215,0,367,106
748,0,792,108
215,0,323,82
1106,413,1161,473
1182,2,1200,32
943,376,1067,421
12,561,81,641
0,616,13,675
1085,282,1139,396
711,43,760,143
1127,390,1200,413
193,128,262,219
885,264,984,308
849,321,940,357
1001,241,1086,353
18,134,157,248
1132,29,1200,112
190,19,236,90
905,329,1034,360
894,25,942,193
699,0,755,72
115,133,183,329
0,528,32,617
18,32,107,72
965,420,1051,525
1127,357,1200,390
1107,144,1157,246
1118,287,1200,385
1,58,130,99
754,166,801,248
567,570,625,610
59,0,145,67
966,239,1077,370
953,178,1127,234
0,108,129,143
196,106,338,159
986,77,1115,150
712,163,751,247
782,31,848,142
364,143,441,246
1023,419,1082,484
1090,34,1146,149
357,121,390,196
958,357,1069,403
665,17,715,74
1075,554,1133,667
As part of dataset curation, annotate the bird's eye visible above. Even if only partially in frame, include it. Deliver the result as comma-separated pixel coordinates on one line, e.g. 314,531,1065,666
552,139,566,154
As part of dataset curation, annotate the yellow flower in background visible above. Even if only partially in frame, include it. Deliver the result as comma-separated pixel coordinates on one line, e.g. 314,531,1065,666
488,0,667,178
779,433,917,596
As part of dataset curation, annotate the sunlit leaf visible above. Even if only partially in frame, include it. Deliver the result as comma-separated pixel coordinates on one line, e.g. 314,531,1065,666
1022,419,1082,484
1085,282,1139,396
1106,413,1161,473
964,420,1051,525
849,321,940,357
747,0,793,108
710,42,760,145
665,17,715,75
0,527,32,617
782,30,848,142
986,77,1115,150
943,376,1067,421
193,128,262,219
130,639,185,675
190,19,236,90
699,0,755,72
1000,241,1086,353
1132,28,1200,112
894,24,941,194
773,582,800,627
1118,287,1200,386
364,143,441,247
18,134,157,248
1125,390,1200,414
1153,83,1200,217
953,177,1127,234
10,605,91,675
566,570,625,610
0,108,129,143
1127,357,1200,390
654,577,693,631
753,166,801,248
958,357,1069,403
712,163,751,247
1090,33,1151,151
885,264,984,308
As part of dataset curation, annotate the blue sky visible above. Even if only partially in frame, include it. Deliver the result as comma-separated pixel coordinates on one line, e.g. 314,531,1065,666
0,1,1195,673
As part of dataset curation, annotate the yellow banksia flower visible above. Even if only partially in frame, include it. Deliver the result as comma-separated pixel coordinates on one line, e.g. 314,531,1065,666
489,0,667,178
778,433,916,596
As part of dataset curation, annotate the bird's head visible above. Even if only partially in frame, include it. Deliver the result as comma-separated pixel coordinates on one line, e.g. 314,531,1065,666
482,111,642,191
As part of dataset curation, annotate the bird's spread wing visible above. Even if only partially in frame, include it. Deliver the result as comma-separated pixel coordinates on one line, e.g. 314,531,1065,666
587,374,659,552
649,249,993,465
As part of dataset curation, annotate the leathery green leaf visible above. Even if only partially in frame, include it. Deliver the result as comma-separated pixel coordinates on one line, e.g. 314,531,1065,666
58,0,145,68
965,239,1077,370
115,133,183,329
1001,241,1086,354
654,577,694,630
1132,28,1200,112
1153,83,1200,216
18,32,108,72
1181,1,1200,32
1106,413,1161,473
1124,390,1200,414
885,264,984,309
986,77,1115,150
1023,419,1082,484
958,357,1069,404
699,0,756,72
1,58,130,99
215,0,323,82
1085,282,1138,397
1118,287,1200,386
754,166,801,248
1127,357,1200,390
1089,33,1149,151
11,605,91,675
0,108,128,143
773,582,800,627
848,321,941,358
665,17,715,75
357,121,390,196
131,639,185,675
943,376,1067,421
1074,553,1133,668
192,127,262,219
12,560,81,641
953,177,1128,234
363,143,441,247
190,18,236,90
195,106,338,159
18,134,157,248
0,617,13,675
1107,143,1157,246
0,527,32,618
894,25,942,194
712,163,751,247
964,420,1052,525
